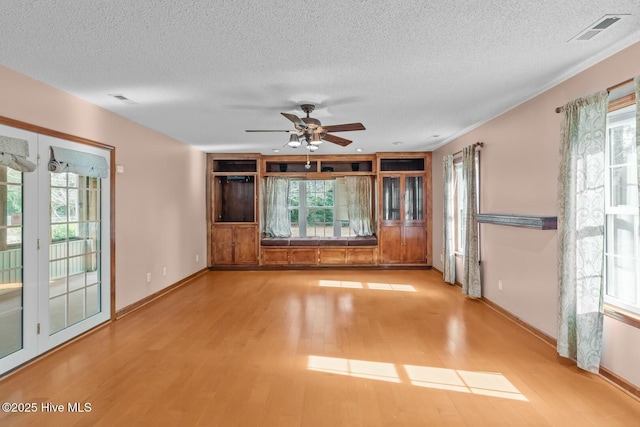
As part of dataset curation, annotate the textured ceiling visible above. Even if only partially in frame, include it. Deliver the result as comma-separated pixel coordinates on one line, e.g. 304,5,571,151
2,1,640,155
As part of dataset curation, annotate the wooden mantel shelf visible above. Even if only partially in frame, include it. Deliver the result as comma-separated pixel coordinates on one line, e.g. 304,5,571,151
476,214,557,230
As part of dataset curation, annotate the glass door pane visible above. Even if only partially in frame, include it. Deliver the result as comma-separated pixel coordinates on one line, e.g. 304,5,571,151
405,176,423,220
382,177,401,220
0,166,24,358
49,172,102,335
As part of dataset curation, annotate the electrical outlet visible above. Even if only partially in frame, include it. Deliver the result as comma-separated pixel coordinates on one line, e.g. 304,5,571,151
162,267,167,276
146,272,151,283
196,254,200,262
498,280,503,291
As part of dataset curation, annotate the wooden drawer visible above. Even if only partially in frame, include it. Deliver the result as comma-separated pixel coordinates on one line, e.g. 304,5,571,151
261,248,290,265
319,248,347,265
290,248,318,265
348,248,377,265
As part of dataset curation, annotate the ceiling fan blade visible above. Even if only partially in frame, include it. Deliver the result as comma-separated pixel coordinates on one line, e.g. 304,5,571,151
281,113,306,128
322,133,352,147
245,130,293,132
321,123,366,132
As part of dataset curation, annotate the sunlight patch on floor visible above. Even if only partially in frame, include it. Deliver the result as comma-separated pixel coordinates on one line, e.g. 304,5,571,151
307,355,401,383
318,280,416,292
404,365,527,401
307,355,528,401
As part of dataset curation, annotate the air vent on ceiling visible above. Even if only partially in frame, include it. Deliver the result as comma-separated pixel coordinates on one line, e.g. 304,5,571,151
108,94,137,104
570,14,627,41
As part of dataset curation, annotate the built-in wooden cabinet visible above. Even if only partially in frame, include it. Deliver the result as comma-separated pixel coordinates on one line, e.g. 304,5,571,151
207,152,431,269
261,155,376,177
377,153,432,265
208,154,259,266
211,224,258,265
319,247,377,265
262,248,317,265
262,246,378,266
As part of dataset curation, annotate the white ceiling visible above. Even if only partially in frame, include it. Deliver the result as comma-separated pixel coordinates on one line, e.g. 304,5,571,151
2,1,640,155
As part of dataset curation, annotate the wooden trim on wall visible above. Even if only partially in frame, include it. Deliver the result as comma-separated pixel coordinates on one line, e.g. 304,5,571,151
0,116,115,151
608,93,636,112
115,268,208,319
206,154,213,267
604,305,640,329
600,366,640,400
110,149,117,320
430,268,640,400
480,296,556,347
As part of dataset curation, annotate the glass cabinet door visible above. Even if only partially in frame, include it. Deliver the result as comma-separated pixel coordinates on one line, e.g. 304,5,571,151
382,177,401,220
405,176,423,220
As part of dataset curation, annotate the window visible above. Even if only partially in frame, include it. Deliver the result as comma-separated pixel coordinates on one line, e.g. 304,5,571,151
605,103,639,315
454,161,464,252
453,155,479,253
288,179,354,237
1,168,22,247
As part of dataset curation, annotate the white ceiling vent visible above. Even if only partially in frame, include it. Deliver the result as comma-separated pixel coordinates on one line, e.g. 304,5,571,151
570,14,627,41
108,94,137,104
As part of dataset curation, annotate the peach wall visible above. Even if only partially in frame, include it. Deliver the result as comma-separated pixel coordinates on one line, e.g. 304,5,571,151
433,42,640,388
0,64,207,311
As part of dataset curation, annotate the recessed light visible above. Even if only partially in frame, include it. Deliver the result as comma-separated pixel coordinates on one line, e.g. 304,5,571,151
272,149,280,153
356,148,363,152
392,141,403,146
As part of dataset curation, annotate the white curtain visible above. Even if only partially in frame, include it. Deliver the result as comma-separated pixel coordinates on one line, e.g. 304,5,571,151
345,176,373,236
557,90,608,373
462,145,481,297
49,146,108,178
442,155,455,284
263,176,291,238
0,135,36,172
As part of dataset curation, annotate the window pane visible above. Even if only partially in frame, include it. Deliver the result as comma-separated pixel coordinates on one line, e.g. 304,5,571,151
50,172,67,187
0,165,24,359
605,104,638,314
405,176,423,220
610,165,638,207
382,177,400,220
609,121,636,165
606,254,637,304
49,169,103,335
607,215,637,257
51,188,68,223
6,168,22,184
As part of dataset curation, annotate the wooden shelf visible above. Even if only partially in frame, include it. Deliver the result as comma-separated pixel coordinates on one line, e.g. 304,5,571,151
476,214,557,230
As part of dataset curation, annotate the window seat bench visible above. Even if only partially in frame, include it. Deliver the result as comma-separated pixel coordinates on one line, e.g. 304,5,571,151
261,236,377,247
260,236,378,266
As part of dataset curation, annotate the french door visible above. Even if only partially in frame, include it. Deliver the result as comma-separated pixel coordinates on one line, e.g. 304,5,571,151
0,125,111,375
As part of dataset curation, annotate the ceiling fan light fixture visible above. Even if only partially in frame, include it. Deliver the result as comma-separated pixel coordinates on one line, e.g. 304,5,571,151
307,143,319,151
287,134,301,148
310,132,323,145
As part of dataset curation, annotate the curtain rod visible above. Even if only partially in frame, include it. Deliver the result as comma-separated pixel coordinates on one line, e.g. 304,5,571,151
554,77,634,113
453,142,483,157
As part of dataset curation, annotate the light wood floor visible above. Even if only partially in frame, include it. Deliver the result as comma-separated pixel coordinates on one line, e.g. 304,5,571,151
0,269,639,426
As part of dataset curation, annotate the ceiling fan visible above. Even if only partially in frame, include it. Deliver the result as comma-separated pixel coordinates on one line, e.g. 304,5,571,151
245,104,365,151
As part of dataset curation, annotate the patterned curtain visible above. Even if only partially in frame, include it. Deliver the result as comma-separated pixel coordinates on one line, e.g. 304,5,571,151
442,155,456,284
557,90,608,373
264,176,291,238
0,135,36,172
461,146,481,297
345,176,373,236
